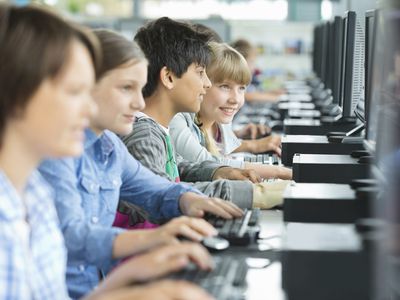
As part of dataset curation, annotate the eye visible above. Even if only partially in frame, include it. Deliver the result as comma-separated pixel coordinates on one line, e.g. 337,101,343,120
219,84,230,90
239,85,247,92
198,69,205,77
121,85,132,92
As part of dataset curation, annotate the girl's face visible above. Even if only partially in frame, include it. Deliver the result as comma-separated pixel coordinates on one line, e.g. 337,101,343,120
200,80,246,124
10,41,96,158
90,59,147,136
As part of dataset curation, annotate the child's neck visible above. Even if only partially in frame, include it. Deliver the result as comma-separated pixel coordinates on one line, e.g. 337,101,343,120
0,128,40,194
143,92,177,128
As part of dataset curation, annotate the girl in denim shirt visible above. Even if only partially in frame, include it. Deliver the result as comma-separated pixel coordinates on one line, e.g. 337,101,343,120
39,29,241,298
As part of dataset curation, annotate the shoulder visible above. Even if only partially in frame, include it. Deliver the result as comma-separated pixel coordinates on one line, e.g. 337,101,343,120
122,118,166,148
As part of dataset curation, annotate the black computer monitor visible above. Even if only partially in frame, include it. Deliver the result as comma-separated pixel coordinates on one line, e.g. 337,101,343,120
324,20,334,91
363,10,377,143
364,10,382,154
312,25,320,77
339,11,365,119
331,16,343,105
320,22,330,85
312,23,329,80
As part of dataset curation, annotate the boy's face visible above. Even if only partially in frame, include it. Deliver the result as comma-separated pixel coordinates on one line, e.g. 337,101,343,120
200,80,246,124
170,63,211,113
90,59,147,136
14,41,96,159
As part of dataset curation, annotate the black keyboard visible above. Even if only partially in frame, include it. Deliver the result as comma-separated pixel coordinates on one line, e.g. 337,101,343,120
243,154,281,165
169,256,248,300
205,209,260,246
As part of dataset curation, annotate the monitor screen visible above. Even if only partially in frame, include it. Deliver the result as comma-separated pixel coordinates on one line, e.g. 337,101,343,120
339,11,365,118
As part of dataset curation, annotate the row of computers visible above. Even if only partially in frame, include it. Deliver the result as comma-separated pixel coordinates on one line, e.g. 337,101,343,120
229,4,399,299
278,6,399,300
164,5,400,300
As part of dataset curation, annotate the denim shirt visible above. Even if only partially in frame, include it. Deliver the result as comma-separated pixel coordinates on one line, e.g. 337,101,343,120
39,129,197,298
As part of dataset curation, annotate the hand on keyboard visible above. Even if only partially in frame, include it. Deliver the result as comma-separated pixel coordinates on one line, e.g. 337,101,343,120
110,243,214,285
179,192,244,219
205,209,261,246
169,256,248,300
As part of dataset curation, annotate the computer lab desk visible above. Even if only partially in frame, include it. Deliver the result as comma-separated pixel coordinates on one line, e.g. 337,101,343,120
223,209,370,300
218,210,286,300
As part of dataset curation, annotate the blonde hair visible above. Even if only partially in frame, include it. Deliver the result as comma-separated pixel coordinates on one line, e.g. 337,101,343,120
206,42,251,85
196,42,251,155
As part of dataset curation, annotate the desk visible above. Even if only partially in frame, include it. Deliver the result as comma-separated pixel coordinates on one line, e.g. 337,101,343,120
244,209,286,300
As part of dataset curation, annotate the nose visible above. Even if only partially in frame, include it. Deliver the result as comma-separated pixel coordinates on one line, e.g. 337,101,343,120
228,88,241,104
130,91,146,112
203,72,212,90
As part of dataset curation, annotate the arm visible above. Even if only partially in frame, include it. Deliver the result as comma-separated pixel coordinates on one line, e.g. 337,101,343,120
233,135,282,156
170,113,244,168
170,113,219,163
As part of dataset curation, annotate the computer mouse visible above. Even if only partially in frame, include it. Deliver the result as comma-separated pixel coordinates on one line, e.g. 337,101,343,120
201,236,230,251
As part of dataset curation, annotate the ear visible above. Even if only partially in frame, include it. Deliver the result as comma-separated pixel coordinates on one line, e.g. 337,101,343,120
160,66,175,90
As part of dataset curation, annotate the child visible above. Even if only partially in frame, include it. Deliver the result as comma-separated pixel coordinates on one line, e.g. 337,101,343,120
38,28,241,298
191,24,271,140
123,17,286,210
0,5,213,300
122,17,261,209
170,42,292,180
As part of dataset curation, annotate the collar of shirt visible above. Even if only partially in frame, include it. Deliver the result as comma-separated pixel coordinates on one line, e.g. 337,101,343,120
136,112,170,135
85,128,115,164
0,170,46,222
0,171,25,221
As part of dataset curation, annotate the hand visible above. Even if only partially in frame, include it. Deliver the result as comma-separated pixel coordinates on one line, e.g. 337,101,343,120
154,216,218,243
92,243,214,297
253,180,291,209
91,280,214,300
252,135,282,156
244,164,292,180
234,123,271,139
277,167,292,180
212,166,261,183
113,216,217,258
179,192,244,219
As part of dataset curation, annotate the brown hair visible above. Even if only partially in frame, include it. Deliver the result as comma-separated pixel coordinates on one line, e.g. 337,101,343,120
0,4,101,146
93,29,146,79
230,38,255,60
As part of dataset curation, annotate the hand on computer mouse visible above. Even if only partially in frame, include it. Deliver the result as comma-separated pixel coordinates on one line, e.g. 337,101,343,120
201,236,230,251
